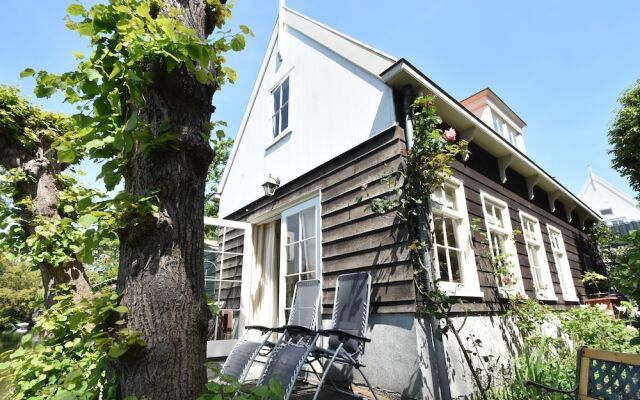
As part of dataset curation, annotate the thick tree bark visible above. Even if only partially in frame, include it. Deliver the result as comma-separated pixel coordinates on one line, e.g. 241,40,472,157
0,135,92,307
115,1,215,398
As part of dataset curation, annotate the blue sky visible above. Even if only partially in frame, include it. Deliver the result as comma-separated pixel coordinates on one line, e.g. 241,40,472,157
1,1,639,199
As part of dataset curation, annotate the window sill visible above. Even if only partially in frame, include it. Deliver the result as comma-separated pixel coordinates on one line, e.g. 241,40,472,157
562,296,580,303
438,283,484,299
266,128,292,150
536,294,559,302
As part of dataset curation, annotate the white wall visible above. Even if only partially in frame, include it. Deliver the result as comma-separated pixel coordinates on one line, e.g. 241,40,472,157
219,25,396,217
579,175,640,224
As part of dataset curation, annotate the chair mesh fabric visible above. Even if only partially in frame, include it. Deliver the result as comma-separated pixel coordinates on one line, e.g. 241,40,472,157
258,342,313,397
220,279,320,382
287,279,320,328
221,340,264,379
328,272,370,355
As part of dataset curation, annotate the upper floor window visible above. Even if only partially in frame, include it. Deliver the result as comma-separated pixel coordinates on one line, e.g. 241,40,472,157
272,77,289,138
547,225,579,302
430,178,482,297
492,113,518,147
480,193,525,297
519,212,556,300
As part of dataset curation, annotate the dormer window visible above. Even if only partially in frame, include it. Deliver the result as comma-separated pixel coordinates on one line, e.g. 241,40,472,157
492,114,518,146
272,77,289,138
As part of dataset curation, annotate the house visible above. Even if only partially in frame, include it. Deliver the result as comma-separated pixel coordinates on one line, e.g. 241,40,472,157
207,6,601,399
578,170,640,235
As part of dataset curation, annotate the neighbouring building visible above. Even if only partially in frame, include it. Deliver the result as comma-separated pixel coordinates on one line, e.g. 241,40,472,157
206,6,601,399
578,170,640,235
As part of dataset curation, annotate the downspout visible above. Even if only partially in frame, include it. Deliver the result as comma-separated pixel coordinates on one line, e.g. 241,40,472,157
402,86,452,400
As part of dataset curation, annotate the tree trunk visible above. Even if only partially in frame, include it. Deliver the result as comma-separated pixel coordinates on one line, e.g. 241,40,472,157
115,1,215,398
0,136,92,307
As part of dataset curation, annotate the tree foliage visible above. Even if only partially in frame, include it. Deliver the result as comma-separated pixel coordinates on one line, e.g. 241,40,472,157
609,79,640,197
0,287,144,400
205,128,233,218
0,257,42,330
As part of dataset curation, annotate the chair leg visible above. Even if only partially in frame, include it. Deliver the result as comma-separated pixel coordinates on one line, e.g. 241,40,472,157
312,343,344,400
355,366,379,400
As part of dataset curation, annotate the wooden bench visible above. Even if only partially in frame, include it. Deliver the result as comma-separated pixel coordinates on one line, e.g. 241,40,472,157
526,347,640,399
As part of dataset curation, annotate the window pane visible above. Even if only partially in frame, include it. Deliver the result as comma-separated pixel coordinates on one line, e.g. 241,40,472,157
300,207,315,239
273,88,281,112
282,78,289,104
286,214,299,244
437,248,449,281
444,218,457,249
302,239,315,273
450,250,461,283
285,243,298,275
434,216,445,245
285,275,298,308
444,187,456,210
273,113,280,137
281,104,289,132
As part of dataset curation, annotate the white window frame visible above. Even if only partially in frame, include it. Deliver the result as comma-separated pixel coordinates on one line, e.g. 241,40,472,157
430,177,483,297
546,224,579,302
203,217,253,358
519,211,557,300
269,73,292,145
492,113,519,147
480,192,526,297
279,196,322,325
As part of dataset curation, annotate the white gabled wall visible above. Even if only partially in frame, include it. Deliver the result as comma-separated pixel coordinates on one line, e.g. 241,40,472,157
219,24,396,217
578,172,640,224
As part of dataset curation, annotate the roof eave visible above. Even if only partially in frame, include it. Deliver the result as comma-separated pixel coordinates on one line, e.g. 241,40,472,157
381,59,601,224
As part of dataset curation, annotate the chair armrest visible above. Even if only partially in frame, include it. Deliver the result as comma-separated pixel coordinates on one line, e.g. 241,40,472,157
245,325,275,333
284,325,318,336
319,329,371,343
525,380,577,395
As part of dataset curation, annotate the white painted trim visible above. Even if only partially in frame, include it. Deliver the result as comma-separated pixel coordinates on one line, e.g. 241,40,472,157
266,128,292,150
431,177,483,298
278,195,322,326
218,22,279,196
479,192,526,297
518,210,558,301
546,224,579,302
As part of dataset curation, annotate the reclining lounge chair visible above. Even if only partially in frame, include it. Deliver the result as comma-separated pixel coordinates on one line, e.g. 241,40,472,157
220,279,321,383
257,272,379,400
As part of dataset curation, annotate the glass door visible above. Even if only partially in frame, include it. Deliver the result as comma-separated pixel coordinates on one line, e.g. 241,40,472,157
279,197,321,324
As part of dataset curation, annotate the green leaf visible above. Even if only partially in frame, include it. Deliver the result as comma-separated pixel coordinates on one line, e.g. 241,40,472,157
53,390,77,400
67,3,85,16
108,63,121,80
222,67,236,84
108,342,128,359
77,22,94,36
20,68,35,78
72,51,84,60
78,214,98,228
57,145,77,164
239,25,252,36
85,139,104,150
85,69,101,81
113,305,128,314
195,69,209,85
230,34,245,51
125,114,138,131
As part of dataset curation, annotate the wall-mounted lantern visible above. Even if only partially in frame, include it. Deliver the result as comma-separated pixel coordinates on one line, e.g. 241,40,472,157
262,174,281,197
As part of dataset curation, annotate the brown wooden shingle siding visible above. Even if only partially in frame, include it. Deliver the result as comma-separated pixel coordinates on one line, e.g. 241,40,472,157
224,126,415,315
450,142,594,313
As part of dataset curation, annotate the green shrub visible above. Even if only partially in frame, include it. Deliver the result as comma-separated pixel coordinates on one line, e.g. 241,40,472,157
0,287,143,400
561,305,640,353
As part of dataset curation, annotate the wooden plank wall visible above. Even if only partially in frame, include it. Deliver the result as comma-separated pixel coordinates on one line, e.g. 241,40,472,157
222,129,596,317
225,126,416,315
449,142,594,313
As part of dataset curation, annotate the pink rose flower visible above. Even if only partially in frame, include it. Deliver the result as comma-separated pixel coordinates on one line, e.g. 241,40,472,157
516,292,527,300
443,128,457,143
501,275,512,286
